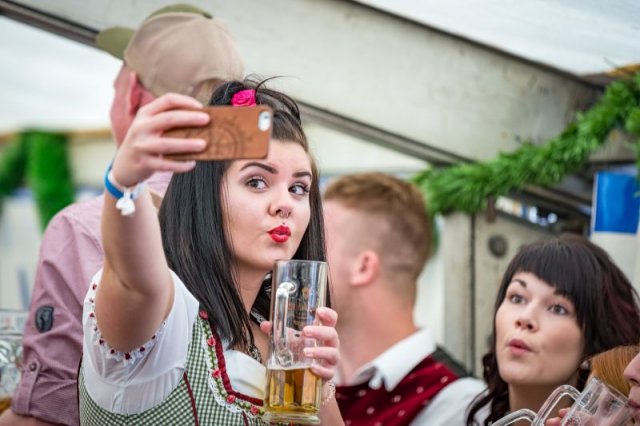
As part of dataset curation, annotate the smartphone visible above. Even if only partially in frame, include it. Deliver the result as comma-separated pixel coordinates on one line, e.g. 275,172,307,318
164,105,272,161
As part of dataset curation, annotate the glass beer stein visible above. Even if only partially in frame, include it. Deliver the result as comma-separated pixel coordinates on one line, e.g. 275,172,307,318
493,377,634,426
263,260,328,425
0,309,27,414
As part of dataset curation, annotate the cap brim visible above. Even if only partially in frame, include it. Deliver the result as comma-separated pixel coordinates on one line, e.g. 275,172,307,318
95,27,134,60
147,4,212,19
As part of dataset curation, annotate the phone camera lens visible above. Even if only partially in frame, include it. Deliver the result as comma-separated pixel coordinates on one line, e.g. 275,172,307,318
258,112,271,131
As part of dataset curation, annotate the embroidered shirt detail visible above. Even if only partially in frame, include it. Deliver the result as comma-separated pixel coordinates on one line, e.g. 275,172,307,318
198,313,264,418
86,281,166,365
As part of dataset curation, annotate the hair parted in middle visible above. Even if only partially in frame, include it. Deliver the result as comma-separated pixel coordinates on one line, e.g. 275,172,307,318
466,234,640,426
158,78,326,352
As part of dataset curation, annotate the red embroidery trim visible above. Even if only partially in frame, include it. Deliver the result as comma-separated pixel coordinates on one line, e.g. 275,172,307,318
183,371,200,426
209,326,264,406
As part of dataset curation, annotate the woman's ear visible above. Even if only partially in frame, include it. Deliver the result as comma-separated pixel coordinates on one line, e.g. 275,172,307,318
351,250,379,287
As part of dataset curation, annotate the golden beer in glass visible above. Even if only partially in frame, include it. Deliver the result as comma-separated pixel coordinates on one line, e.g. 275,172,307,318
265,367,322,415
263,260,327,425
0,397,11,414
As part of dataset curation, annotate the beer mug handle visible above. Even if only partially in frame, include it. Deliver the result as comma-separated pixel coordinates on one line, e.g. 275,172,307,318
532,385,581,426
492,408,537,426
273,281,296,367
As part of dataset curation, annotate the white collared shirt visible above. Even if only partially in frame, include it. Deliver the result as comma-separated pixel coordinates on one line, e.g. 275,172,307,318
337,328,486,426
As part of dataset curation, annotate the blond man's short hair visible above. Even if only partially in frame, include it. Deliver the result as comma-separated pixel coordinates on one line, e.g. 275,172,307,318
324,172,432,280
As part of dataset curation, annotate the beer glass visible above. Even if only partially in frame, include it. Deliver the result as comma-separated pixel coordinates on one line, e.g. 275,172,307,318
263,260,328,425
493,377,634,426
0,340,17,413
0,309,26,414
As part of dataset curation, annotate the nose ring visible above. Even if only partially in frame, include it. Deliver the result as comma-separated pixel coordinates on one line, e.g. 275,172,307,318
278,209,291,219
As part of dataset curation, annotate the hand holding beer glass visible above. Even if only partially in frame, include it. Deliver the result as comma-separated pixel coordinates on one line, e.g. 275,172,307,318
264,260,328,425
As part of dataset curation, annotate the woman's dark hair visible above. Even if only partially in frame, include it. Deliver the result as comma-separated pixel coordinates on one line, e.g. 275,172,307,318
466,234,640,425
158,78,326,351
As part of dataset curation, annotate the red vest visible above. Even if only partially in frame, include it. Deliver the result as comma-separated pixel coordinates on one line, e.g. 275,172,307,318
336,348,468,426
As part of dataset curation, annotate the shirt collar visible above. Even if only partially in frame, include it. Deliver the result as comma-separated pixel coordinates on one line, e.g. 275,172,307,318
347,328,436,391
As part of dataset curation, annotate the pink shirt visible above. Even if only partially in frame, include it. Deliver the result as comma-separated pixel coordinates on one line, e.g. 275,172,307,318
11,173,170,425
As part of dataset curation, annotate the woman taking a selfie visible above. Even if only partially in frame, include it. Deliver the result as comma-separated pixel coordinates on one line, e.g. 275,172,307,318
78,80,342,425
466,234,640,425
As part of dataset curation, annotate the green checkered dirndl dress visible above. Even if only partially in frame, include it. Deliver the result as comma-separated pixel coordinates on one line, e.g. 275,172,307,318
78,314,269,425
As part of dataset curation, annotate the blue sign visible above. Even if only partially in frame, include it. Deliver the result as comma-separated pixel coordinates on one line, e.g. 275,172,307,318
592,171,640,234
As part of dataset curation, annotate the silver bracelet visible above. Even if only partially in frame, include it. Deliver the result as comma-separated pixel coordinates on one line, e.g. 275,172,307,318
323,380,336,406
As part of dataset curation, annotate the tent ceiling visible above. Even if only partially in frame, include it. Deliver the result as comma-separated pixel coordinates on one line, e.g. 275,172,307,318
1,0,603,160
356,0,640,78
0,17,120,133
1,0,635,216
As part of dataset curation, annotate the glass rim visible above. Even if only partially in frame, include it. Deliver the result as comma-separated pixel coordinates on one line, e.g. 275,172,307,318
587,376,630,403
274,259,327,266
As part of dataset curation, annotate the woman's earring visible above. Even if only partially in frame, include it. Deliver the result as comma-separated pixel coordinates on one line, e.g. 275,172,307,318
580,359,590,370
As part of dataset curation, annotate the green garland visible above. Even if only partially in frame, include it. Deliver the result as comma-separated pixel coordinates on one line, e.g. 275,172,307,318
628,105,640,172
413,73,640,216
3,77,640,227
0,130,74,230
25,131,75,228
0,136,28,199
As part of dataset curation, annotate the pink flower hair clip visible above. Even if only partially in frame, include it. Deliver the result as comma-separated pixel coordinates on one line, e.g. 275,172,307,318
231,89,256,107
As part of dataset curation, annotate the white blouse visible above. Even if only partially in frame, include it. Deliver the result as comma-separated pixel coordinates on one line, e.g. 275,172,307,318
82,269,266,415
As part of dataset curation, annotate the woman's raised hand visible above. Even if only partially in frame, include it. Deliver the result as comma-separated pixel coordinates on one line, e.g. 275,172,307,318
111,93,209,187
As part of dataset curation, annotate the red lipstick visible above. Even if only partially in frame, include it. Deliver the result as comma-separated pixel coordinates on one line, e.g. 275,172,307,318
269,225,291,243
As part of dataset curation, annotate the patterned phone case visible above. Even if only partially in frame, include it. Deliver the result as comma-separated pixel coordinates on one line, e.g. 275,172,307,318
164,105,272,161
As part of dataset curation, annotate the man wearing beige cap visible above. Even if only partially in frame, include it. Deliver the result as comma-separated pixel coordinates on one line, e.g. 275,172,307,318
0,4,243,425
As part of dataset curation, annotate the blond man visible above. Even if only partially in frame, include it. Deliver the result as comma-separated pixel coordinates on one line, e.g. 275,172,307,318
323,173,484,425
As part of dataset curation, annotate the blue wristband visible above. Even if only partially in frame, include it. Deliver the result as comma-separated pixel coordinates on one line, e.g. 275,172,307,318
104,163,124,199
104,162,146,216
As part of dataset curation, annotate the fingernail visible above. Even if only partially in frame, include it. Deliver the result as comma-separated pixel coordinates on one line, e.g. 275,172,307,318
303,348,313,356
